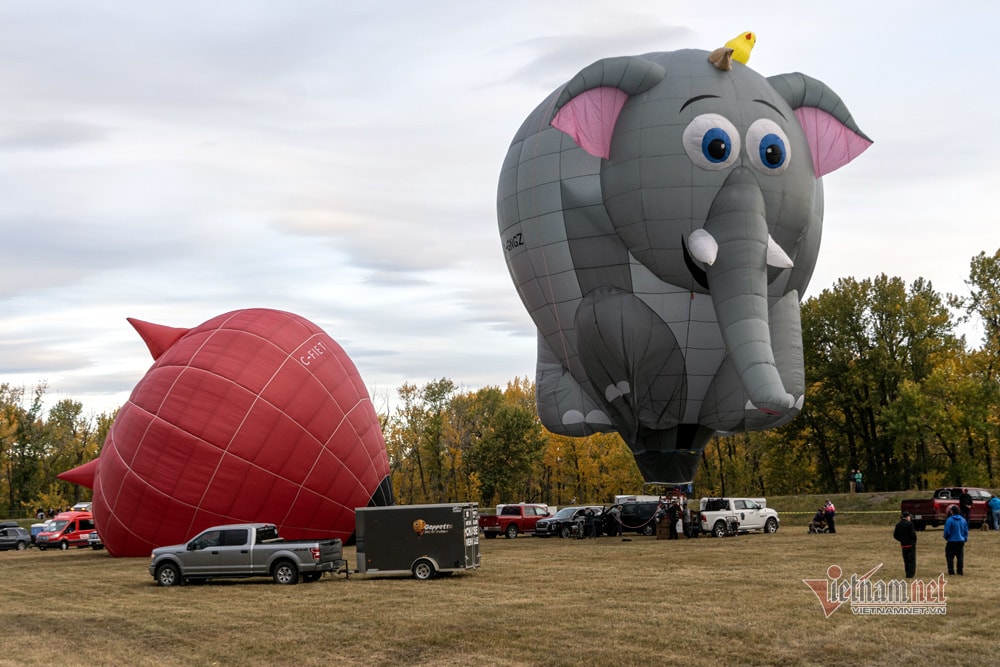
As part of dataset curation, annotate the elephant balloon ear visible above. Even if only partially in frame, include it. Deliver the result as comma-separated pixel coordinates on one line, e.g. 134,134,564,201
551,56,666,158
768,72,873,178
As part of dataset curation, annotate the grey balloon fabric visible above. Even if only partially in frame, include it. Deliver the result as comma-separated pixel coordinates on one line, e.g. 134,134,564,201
497,48,871,484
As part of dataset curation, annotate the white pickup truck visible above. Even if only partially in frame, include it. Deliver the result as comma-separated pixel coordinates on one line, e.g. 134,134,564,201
691,497,780,537
149,523,345,586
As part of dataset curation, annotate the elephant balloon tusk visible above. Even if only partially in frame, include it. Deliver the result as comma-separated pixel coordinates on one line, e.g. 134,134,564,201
687,229,718,265
766,235,794,269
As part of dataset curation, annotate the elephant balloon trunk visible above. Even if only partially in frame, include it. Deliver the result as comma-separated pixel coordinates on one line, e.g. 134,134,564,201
700,166,795,415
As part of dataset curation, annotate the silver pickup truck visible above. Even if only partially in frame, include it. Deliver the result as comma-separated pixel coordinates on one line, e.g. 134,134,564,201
149,523,344,586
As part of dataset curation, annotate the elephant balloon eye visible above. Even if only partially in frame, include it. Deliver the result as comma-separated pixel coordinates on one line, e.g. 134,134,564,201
683,113,741,171
746,119,790,174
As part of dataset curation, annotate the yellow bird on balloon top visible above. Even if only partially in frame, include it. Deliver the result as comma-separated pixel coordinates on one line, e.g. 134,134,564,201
708,31,756,71
725,31,756,64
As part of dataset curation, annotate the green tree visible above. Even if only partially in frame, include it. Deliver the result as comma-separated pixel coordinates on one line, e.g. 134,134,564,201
794,275,961,491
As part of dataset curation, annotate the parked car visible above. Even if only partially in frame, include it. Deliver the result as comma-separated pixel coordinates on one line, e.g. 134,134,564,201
900,487,991,530
608,501,660,536
149,523,344,586
35,511,97,550
0,524,32,551
478,503,552,539
88,531,104,550
30,521,53,544
690,497,780,537
534,506,605,538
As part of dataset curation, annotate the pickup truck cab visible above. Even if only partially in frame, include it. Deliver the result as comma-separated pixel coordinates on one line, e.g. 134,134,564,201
479,503,552,539
149,523,345,586
34,511,97,550
900,487,991,530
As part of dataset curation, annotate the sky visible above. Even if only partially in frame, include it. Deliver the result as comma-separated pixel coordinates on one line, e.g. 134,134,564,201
2,2,998,418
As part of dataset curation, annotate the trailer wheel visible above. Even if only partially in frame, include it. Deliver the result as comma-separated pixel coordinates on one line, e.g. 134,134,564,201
156,563,182,587
712,521,727,538
412,558,435,580
505,524,519,539
272,560,299,585
764,518,778,534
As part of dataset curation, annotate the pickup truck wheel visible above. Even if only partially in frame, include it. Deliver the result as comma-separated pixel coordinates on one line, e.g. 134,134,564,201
712,521,727,538
156,563,182,587
302,572,322,583
59,540,69,551
642,524,655,537
412,558,435,580
764,518,778,534
505,524,519,539
272,560,299,585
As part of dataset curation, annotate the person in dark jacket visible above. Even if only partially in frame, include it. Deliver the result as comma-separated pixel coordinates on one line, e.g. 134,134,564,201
893,511,917,578
666,502,680,540
943,505,969,576
958,489,973,523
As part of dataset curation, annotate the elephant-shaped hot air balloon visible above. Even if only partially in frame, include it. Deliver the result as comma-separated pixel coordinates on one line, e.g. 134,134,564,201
59,308,393,556
497,45,871,484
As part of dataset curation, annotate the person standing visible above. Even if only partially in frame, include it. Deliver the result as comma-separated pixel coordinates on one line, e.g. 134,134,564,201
666,502,680,540
893,511,917,578
607,504,622,537
988,495,1000,531
958,488,973,523
824,500,837,534
943,505,969,576
854,469,864,493
849,469,856,494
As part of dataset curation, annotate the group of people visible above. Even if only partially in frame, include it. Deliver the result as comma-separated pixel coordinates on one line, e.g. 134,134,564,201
654,498,685,540
808,500,837,534
848,469,864,493
893,492,1000,578
893,505,969,578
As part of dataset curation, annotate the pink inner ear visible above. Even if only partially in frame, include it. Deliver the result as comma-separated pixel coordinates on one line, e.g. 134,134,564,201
551,87,629,159
794,107,873,178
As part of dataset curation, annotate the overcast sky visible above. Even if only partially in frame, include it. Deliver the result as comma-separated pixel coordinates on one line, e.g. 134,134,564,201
2,2,997,417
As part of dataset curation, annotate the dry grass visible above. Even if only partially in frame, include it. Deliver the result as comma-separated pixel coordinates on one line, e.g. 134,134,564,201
2,524,999,667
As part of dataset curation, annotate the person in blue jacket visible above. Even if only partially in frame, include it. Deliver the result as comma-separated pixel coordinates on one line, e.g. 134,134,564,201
988,494,1000,531
943,505,969,576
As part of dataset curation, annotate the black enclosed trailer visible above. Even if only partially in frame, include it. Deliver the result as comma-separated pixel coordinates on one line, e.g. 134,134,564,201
355,503,480,579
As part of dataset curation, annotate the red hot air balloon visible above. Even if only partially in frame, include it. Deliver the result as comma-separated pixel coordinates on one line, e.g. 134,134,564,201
59,308,393,557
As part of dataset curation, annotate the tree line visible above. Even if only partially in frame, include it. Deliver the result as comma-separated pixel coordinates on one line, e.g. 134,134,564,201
2,250,999,517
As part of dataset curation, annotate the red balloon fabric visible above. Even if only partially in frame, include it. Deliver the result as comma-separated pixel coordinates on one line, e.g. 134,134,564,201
60,308,393,557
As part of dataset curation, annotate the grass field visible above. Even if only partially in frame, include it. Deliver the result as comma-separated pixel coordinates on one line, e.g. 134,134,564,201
3,497,1000,667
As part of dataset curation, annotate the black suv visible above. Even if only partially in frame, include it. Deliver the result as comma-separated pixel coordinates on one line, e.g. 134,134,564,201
606,502,660,536
0,522,31,551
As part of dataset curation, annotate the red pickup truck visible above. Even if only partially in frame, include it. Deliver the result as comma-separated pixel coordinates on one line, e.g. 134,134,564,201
900,487,992,530
478,503,552,539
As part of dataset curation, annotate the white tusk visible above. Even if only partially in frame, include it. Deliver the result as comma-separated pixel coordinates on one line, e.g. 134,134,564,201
766,235,794,269
688,229,718,266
